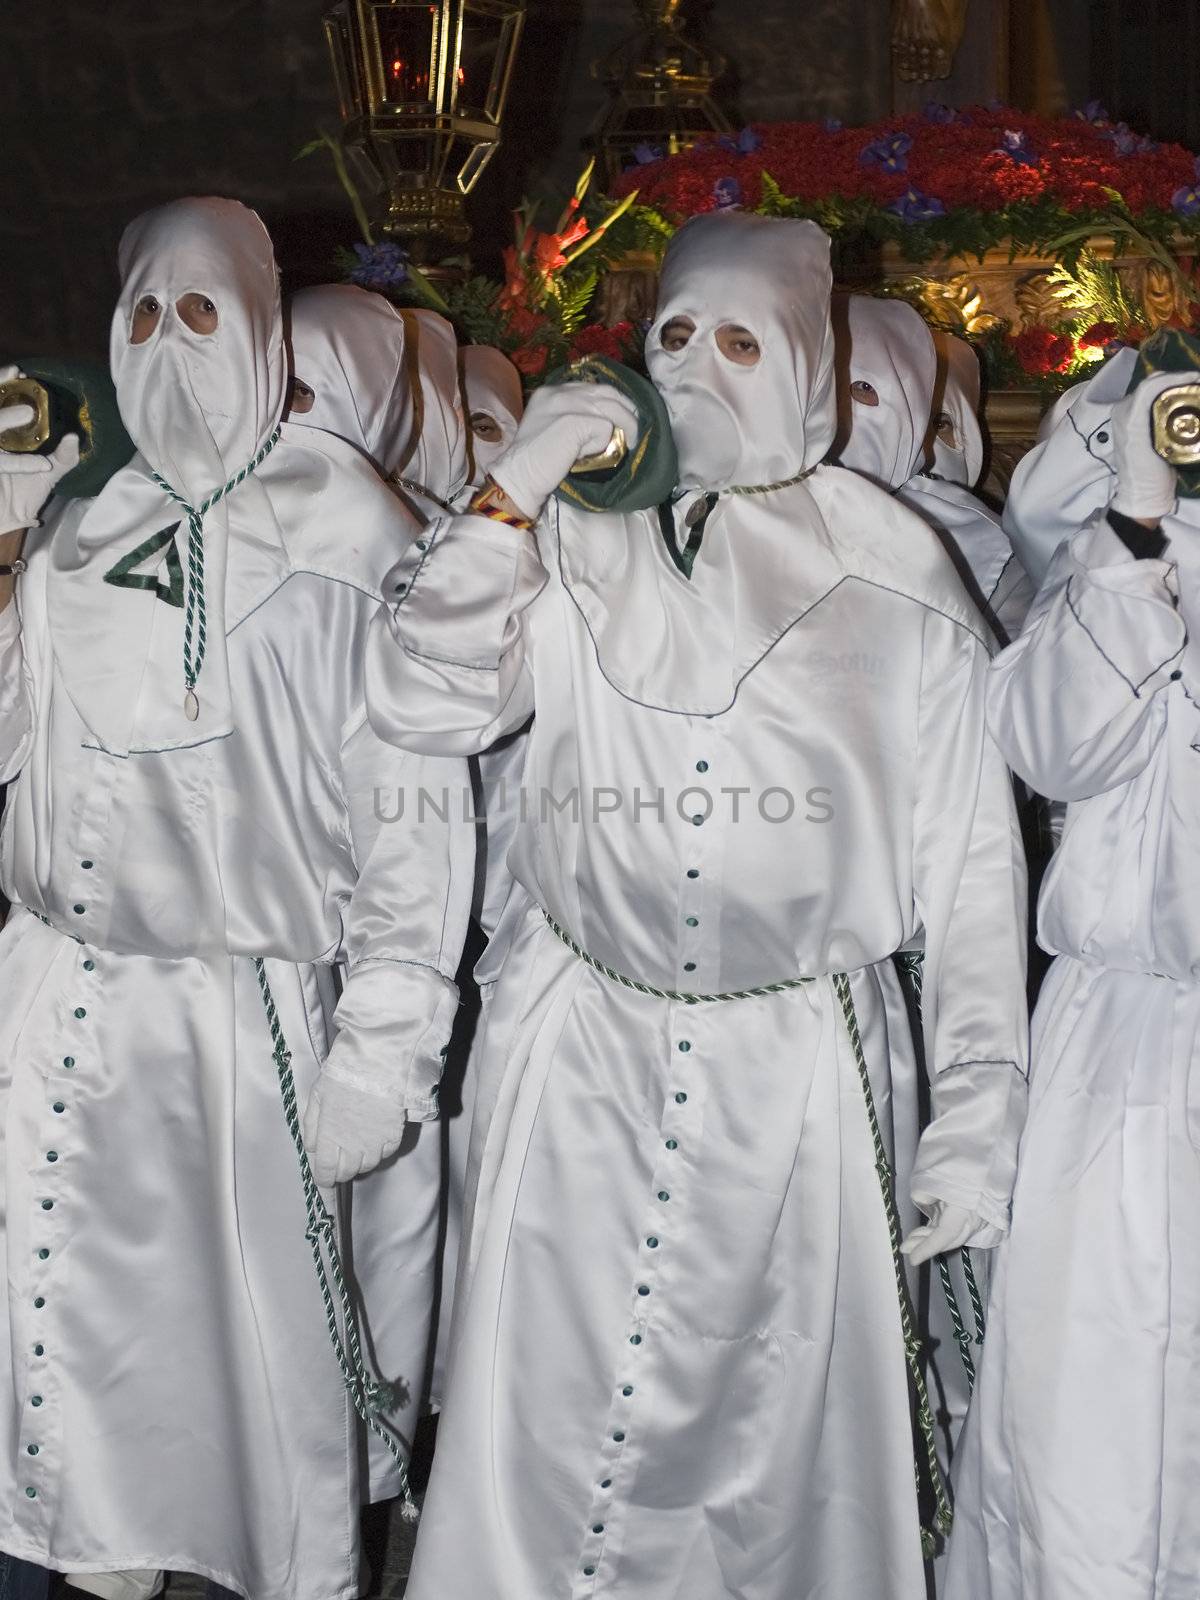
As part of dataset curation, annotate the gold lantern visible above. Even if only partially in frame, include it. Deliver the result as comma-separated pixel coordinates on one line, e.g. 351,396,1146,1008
588,0,733,187
324,0,526,259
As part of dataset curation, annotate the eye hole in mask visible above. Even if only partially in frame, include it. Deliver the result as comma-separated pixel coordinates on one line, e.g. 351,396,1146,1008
130,294,163,345
658,316,762,368
287,377,316,416
177,293,219,337
850,379,879,407
934,410,956,446
470,409,503,443
129,291,219,346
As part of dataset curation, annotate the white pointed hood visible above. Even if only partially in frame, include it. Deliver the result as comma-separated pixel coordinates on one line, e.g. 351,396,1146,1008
931,331,984,487
288,283,414,475
836,295,937,490
47,197,415,757
645,212,836,492
461,345,524,487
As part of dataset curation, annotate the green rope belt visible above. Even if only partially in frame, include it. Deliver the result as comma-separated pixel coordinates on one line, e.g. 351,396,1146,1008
545,913,952,1556
150,424,281,721
723,464,815,498
254,958,419,1522
543,914,814,1004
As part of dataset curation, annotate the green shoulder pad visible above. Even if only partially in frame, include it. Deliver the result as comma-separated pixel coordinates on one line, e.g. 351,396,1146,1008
543,356,678,514
18,358,136,500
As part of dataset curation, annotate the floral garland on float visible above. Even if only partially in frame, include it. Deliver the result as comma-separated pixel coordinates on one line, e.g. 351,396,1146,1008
308,102,1200,442
607,103,1200,394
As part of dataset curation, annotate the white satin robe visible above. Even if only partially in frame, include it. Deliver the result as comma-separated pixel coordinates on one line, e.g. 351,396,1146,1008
900,475,1034,646
0,516,472,1600
945,513,1200,1600
366,466,1029,1600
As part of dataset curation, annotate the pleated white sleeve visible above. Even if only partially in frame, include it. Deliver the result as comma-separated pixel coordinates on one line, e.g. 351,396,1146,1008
909,611,1030,1236
324,718,476,1121
988,512,1184,802
365,511,547,757
0,600,33,783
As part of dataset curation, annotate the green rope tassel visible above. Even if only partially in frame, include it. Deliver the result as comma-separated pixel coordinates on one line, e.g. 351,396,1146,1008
938,1257,977,1392
832,972,953,1556
150,424,281,720
254,958,419,1522
896,949,987,1377
962,1249,987,1348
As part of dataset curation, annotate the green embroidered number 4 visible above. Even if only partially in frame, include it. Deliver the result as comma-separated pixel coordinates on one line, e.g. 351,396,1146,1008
102,523,184,608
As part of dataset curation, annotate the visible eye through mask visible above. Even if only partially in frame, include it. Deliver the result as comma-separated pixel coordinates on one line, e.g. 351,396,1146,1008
130,292,220,346
658,317,762,368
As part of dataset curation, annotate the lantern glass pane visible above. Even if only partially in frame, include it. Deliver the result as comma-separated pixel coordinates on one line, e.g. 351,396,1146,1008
371,2,440,106
324,8,363,120
459,7,509,118
456,139,498,194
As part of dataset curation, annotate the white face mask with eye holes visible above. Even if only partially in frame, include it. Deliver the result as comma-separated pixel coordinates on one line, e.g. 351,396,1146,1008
931,330,984,488
645,212,837,493
836,295,938,492
288,283,414,477
461,345,524,487
111,197,285,506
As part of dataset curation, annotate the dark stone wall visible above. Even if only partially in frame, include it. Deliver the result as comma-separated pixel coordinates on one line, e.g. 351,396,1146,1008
0,0,898,362
0,0,1166,365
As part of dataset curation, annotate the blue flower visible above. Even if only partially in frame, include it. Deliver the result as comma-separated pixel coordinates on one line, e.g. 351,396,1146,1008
632,141,664,166
1108,124,1139,155
859,131,913,173
999,128,1038,166
1172,185,1200,218
718,126,763,156
923,101,961,124
1073,99,1109,125
822,117,844,133
348,240,409,291
887,187,946,224
713,176,744,210
1194,154,1200,179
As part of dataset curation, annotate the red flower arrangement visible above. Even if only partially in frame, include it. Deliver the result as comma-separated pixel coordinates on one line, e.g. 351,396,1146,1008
568,321,637,362
1010,326,1076,376
610,105,1200,263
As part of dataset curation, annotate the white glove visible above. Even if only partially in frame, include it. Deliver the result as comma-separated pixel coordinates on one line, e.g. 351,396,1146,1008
490,380,640,522
900,1201,1004,1267
302,1073,408,1188
0,366,80,534
1110,368,1188,522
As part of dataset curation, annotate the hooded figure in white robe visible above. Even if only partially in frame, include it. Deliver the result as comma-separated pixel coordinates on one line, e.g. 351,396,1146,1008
0,198,472,1600
944,351,1200,1600
287,280,476,1502
836,295,1033,644
362,211,1029,1600
426,343,527,1407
